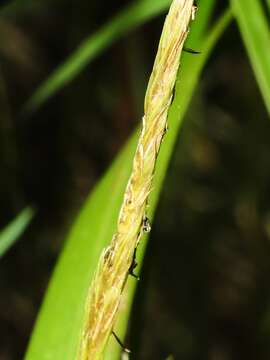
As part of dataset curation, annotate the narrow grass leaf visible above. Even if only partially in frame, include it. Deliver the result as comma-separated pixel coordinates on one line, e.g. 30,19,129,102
25,133,139,360
231,0,270,116
0,207,34,258
23,0,170,114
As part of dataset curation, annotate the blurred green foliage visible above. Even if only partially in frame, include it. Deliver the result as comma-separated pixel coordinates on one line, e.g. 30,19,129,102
0,207,34,258
231,0,270,115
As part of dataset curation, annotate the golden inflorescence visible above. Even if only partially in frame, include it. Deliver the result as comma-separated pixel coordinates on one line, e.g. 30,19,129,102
78,1,197,359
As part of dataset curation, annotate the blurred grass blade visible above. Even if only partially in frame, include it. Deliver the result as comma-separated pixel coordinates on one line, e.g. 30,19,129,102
25,4,232,360
105,8,233,359
23,0,171,114
230,0,270,116
0,0,41,15
0,207,34,258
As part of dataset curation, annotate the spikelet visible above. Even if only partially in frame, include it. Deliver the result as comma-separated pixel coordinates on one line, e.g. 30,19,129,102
78,1,197,359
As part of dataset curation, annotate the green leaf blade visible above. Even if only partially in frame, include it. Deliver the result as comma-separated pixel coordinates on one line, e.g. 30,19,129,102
231,0,270,116
25,134,138,360
24,0,170,114
0,207,34,258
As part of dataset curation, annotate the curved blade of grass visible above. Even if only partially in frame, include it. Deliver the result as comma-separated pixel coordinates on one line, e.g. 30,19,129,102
23,0,171,115
25,131,139,360
0,207,34,258
231,0,270,116
25,5,232,360
105,8,233,359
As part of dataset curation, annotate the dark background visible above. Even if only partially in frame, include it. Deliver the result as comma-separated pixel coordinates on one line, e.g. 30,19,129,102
1,0,270,359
